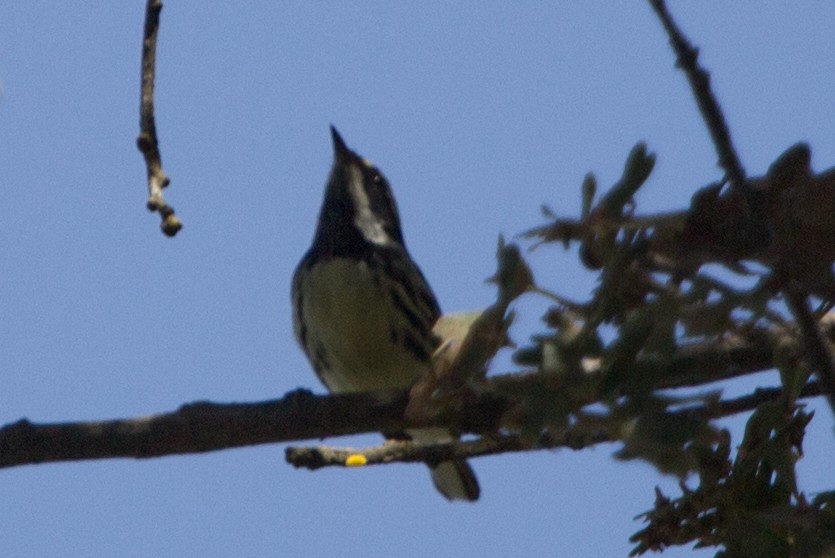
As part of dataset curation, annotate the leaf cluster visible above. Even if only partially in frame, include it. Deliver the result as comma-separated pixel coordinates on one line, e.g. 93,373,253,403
508,139,835,554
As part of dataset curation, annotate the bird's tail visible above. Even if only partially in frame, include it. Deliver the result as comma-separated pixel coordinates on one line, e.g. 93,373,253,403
430,458,480,502
409,428,480,502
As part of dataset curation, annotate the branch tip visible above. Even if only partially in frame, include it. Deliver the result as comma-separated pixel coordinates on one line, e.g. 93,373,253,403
137,0,180,236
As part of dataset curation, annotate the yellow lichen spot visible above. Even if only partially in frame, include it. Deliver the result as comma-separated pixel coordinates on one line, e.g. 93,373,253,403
345,454,367,467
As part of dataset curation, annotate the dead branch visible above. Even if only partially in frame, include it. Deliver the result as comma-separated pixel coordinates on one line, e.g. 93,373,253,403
136,0,181,237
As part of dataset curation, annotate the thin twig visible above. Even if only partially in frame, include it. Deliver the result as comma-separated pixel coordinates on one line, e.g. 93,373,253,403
286,429,615,471
648,0,748,196
784,287,835,413
137,0,181,237
685,381,823,421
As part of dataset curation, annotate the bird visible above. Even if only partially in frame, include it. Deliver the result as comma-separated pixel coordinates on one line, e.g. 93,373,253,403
291,126,479,501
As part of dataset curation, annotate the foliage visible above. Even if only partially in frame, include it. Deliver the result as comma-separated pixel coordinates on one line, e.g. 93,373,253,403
503,139,835,554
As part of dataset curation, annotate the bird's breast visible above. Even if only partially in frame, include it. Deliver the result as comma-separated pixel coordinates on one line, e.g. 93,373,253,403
297,257,431,392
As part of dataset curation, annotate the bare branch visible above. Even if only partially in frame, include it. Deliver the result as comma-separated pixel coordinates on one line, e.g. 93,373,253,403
0,313,824,472
285,430,614,471
0,325,811,471
648,1,749,200
0,390,403,469
0,387,506,470
0,328,821,472
136,0,181,237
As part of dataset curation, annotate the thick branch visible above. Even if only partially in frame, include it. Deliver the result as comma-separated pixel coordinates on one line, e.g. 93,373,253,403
0,390,404,469
136,0,181,237
0,329,807,471
2,310,830,472
0,326,815,473
0,388,506,470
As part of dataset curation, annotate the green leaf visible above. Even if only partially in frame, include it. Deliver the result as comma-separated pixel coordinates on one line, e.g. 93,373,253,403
599,142,656,219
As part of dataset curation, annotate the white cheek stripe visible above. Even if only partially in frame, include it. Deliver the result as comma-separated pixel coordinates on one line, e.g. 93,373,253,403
347,166,391,246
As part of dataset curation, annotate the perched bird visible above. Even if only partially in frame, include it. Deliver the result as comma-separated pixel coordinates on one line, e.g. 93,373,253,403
292,127,479,501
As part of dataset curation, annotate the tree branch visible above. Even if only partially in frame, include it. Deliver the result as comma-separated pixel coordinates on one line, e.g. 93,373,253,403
0,322,822,471
784,286,835,413
1,278,828,471
285,381,825,471
136,0,181,237
648,0,747,194
0,388,506,470
285,430,614,470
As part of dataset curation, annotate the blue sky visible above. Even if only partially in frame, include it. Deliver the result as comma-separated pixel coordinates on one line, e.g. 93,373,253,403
1,3,834,557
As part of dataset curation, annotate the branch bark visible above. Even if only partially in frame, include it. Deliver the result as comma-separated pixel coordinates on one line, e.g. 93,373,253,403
0,387,506,470
0,323,822,472
648,0,747,195
286,429,614,471
136,0,181,237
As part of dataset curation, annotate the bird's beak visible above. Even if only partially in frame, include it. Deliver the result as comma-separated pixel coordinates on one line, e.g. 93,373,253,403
330,125,350,163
